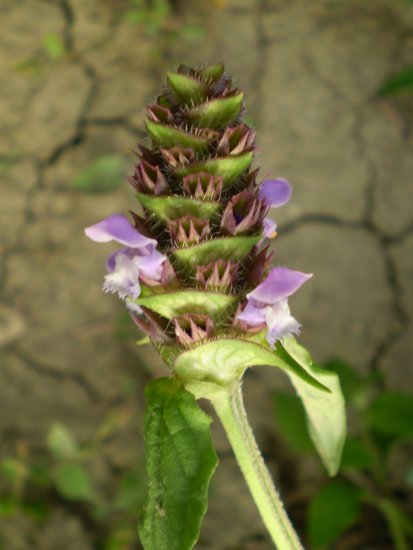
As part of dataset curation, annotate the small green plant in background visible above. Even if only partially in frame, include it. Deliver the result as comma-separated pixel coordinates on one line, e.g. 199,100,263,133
13,32,66,76
0,409,146,550
122,0,205,41
379,65,413,96
71,155,128,194
42,33,66,60
274,359,413,549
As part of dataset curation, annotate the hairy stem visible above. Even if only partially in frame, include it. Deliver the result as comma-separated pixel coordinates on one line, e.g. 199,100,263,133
210,381,304,550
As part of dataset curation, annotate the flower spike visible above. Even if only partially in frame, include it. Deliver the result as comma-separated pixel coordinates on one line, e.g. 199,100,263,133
85,64,347,550
84,65,311,356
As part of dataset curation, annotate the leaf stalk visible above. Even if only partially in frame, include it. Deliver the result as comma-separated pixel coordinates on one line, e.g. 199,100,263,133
210,381,304,550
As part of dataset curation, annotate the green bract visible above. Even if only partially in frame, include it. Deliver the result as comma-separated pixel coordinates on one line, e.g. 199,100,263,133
136,289,237,321
173,337,330,389
172,235,260,271
166,71,209,104
174,152,253,187
136,193,220,221
146,120,213,153
187,92,244,129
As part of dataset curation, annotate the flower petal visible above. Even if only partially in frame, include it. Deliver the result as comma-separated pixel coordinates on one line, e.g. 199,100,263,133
259,178,292,208
236,301,266,327
85,214,156,249
247,267,312,305
103,253,142,300
265,300,301,348
135,248,166,280
106,247,127,272
263,218,277,239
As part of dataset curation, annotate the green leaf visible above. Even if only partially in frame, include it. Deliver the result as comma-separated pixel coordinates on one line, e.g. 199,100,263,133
172,235,260,272
0,496,17,517
136,192,220,221
198,63,225,83
54,463,94,501
367,496,413,549
136,289,237,321
1,459,28,483
175,152,253,188
280,337,346,475
174,338,329,388
368,392,413,439
340,436,374,470
273,392,314,453
139,378,218,550
379,65,413,96
146,120,212,153
47,423,78,459
166,72,208,104
42,33,65,59
72,155,126,194
106,526,137,550
13,56,43,75
307,480,361,548
187,92,243,129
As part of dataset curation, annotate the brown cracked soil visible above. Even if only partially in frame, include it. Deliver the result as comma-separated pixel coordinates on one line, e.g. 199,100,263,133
1,0,413,548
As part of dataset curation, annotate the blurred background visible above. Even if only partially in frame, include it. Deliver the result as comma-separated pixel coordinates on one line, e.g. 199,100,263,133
1,0,413,548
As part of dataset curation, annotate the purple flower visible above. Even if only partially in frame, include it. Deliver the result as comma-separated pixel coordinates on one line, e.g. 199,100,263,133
262,218,277,239
236,267,312,348
259,178,292,208
259,178,292,239
85,214,166,308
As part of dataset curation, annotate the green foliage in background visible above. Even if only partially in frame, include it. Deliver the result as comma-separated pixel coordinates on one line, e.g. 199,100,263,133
379,65,413,96
123,0,205,41
0,408,147,550
71,155,127,194
273,359,413,549
13,32,66,76
42,33,65,60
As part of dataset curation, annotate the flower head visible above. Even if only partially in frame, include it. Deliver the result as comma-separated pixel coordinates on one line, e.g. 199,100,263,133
236,267,312,348
84,64,311,359
85,214,166,308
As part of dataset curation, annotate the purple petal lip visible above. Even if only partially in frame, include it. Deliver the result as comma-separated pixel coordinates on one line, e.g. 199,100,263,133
247,267,312,305
259,178,292,208
84,214,156,249
265,300,301,347
236,301,266,327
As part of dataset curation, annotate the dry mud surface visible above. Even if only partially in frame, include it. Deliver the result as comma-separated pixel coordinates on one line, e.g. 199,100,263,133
1,0,413,548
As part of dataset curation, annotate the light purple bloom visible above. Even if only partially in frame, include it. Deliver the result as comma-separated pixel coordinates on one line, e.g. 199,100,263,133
263,218,277,239
259,178,292,241
85,214,166,307
259,178,292,208
247,267,312,305
236,267,312,348
84,213,156,249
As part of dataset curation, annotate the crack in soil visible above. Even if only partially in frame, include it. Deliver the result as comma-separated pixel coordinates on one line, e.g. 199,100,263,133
14,349,102,401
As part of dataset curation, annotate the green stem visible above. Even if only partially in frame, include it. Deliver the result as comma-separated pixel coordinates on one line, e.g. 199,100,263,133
363,493,412,550
209,381,304,550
